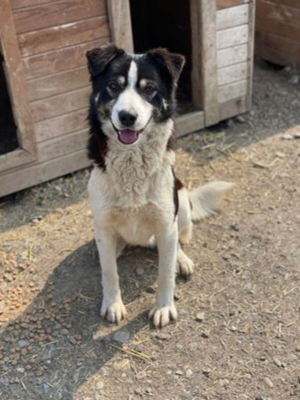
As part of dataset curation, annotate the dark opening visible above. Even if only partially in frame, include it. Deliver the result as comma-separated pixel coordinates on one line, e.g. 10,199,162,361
0,51,19,156
129,0,196,114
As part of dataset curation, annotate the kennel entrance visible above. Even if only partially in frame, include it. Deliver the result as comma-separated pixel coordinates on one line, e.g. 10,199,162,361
0,0,36,174
107,0,255,137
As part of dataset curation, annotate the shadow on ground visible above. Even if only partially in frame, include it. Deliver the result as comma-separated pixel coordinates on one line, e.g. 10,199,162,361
0,240,160,399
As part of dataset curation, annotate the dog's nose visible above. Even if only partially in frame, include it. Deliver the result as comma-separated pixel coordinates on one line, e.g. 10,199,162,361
119,111,137,127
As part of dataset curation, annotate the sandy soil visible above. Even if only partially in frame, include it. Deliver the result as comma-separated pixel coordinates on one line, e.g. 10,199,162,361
0,62,300,400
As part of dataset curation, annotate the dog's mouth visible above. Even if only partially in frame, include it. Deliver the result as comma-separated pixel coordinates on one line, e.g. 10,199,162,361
111,117,152,145
117,129,141,145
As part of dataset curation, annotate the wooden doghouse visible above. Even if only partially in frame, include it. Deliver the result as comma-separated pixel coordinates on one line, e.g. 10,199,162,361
255,0,300,67
0,0,255,197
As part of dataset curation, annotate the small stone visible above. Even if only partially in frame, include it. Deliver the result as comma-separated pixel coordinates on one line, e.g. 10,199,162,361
154,332,171,340
145,387,152,394
293,132,300,139
145,286,155,294
290,74,299,84
41,383,49,394
281,133,293,140
196,312,205,322
113,329,130,344
220,379,229,387
174,290,180,301
201,331,209,338
175,370,184,376
96,380,104,390
136,370,147,380
275,152,285,158
295,345,300,352
255,395,266,400
264,377,274,388
135,266,144,276
18,340,29,348
17,367,25,373
186,369,193,378
202,368,211,377
68,336,77,345
273,357,283,367
236,115,246,123
35,367,44,377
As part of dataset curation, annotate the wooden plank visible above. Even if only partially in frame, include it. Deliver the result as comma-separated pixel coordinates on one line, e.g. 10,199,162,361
218,96,248,121
0,0,36,173
256,1,300,27
37,129,89,163
190,0,202,108
196,0,220,125
218,79,248,103
13,0,107,34
174,111,204,137
18,16,109,56
246,0,255,111
0,150,90,197
256,17,300,41
217,25,249,49
107,0,133,51
255,32,300,65
217,4,249,30
261,0,300,10
22,38,108,80
217,0,249,9
27,67,89,101
31,87,90,122
217,44,248,68
11,0,54,9
218,62,248,85
35,109,88,143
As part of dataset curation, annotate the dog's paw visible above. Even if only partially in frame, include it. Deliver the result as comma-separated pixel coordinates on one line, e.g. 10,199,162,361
177,253,194,276
149,302,177,328
101,299,127,323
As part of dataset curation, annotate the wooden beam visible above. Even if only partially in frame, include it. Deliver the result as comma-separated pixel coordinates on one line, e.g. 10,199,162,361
107,0,134,51
191,0,220,124
174,111,205,138
246,0,256,110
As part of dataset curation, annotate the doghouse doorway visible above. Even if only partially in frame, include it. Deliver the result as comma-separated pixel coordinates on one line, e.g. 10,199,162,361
130,0,193,114
107,0,211,136
0,51,19,156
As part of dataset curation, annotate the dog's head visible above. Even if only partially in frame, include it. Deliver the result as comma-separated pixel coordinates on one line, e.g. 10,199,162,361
86,45,185,145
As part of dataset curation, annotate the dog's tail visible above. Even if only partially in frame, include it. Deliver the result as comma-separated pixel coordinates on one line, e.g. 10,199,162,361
188,181,234,221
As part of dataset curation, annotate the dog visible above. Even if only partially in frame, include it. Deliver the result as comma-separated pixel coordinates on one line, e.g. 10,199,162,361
86,45,233,328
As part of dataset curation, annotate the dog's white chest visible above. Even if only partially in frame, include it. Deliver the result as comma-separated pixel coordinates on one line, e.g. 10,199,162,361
108,205,157,245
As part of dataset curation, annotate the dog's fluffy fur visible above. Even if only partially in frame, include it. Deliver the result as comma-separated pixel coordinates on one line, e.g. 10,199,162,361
86,45,233,328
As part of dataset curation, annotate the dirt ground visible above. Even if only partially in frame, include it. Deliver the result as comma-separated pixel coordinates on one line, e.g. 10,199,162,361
1,62,300,400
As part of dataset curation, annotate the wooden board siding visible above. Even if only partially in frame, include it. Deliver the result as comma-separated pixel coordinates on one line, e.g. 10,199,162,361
217,0,249,10
12,0,108,164
255,0,300,66
216,2,254,110
13,0,107,34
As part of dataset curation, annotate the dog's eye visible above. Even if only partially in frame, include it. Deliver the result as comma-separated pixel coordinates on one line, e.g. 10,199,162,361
143,84,156,95
108,82,119,92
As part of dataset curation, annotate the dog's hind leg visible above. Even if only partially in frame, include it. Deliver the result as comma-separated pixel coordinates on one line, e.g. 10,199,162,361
177,243,194,276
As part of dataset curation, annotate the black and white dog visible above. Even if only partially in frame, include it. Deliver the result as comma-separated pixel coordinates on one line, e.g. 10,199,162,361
86,45,233,328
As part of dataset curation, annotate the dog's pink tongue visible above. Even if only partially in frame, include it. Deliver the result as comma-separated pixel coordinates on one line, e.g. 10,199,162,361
118,129,138,144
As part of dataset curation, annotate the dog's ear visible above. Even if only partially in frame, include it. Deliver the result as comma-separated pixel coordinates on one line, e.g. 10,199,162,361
147,48,185,85
86,45,125,78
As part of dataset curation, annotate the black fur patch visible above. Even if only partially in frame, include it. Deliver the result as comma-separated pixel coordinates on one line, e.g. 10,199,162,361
172,168,184,217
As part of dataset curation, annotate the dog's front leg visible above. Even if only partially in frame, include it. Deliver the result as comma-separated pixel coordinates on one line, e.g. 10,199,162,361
94,227,126,323
149,224,178,328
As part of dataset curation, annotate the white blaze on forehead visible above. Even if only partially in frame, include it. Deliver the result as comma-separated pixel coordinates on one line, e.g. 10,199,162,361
127,60,138,87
